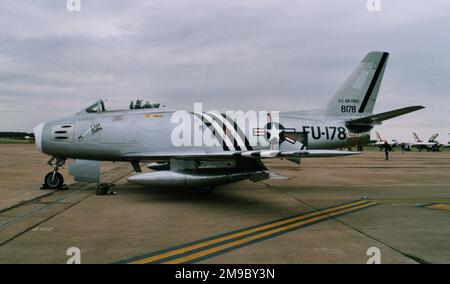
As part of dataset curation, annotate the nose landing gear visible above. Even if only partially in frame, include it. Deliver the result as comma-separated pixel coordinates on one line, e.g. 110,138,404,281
43,172,64,189
41,157,67,190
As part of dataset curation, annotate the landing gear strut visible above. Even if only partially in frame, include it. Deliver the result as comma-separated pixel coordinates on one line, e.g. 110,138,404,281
41,157,67,190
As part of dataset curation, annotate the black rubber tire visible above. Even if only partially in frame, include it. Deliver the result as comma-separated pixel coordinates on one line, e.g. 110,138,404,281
44,172,64,189
194,186,215,195
96,185,110,195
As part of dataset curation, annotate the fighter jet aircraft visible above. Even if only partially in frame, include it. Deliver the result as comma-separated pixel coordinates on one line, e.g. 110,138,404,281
411,132,441,151
443,133,450,148
33,51,424,193
24,135,35,143
372,132,398,151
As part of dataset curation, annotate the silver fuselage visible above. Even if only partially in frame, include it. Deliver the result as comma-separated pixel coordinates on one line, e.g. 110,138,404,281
35,109,368,161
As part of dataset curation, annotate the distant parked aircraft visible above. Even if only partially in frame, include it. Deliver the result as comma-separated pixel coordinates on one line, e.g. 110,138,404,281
24,135,34,143
442,133,450,149
411,132,440,152
372,132,398,151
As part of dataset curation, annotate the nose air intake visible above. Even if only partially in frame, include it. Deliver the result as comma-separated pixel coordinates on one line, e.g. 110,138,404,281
33,123,45,152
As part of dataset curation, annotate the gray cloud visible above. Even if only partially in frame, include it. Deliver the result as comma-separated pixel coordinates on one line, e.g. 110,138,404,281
0,0,449,142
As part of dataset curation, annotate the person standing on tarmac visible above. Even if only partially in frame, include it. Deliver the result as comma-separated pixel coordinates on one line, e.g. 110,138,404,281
382,141,391,160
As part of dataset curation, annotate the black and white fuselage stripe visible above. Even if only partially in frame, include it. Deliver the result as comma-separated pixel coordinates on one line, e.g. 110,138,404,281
223,114,253,151
193,112,253,151
207,112,248,151
193,112,235,151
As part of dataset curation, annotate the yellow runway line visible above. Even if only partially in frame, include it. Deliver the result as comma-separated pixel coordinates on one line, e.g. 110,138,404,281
129,200,371,264
163,201,376,264
428,203,450,211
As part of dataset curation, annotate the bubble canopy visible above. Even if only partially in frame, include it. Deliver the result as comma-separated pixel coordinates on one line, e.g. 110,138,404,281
83,99,163,113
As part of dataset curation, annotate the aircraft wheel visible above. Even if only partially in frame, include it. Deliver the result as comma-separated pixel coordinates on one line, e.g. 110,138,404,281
44,172,64,189
194,186,215,195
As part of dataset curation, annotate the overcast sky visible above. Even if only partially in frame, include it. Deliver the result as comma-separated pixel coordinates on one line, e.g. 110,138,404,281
0,0,449,142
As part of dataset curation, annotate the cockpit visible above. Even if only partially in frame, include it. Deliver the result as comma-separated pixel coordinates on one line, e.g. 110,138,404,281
85,100,106,113
83,99,164,113
129,100,160,110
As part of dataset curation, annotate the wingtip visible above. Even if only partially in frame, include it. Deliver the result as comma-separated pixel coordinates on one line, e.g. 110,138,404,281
302,150,362,158
339,150,363,156
410,105,426,111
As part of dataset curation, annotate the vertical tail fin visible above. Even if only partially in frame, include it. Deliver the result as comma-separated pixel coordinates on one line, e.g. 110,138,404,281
375,132,382,142
413,132,422,143
428,133,439,142
325,51,389,116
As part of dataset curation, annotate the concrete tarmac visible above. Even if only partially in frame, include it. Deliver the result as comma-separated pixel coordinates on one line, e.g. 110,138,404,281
0,144,449,264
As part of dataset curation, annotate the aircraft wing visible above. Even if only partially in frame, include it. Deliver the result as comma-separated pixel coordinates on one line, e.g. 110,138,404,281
125,149,359,187
346,106,424,126
123,149,359,160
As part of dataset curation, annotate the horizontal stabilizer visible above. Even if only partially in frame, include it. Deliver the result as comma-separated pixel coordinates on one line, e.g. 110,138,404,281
346,105,424,126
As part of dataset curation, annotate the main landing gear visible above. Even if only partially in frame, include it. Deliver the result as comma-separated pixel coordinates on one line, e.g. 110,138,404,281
41,157,67,190
96,183,117,196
